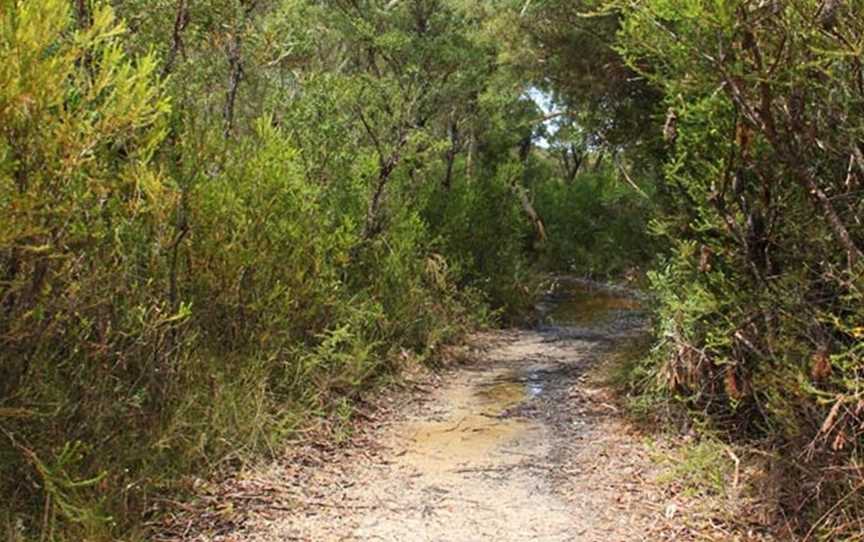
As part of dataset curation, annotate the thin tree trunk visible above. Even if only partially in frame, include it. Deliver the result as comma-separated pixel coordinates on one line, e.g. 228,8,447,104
612,154,649,199
568,155,584,184
592,150,605,171
513,181,546,243
466,132,477,180
560,144,584,183
223,32,244,139
362,158,397,240
162,0,190,77
443,120,459,189
516,135,546,243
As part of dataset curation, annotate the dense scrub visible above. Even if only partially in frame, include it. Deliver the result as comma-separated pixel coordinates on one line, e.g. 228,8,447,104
0,1,656,540
613,0,864,536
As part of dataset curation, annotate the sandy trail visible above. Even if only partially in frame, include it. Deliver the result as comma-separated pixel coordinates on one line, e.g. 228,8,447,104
162,280,766,541
245,281,663,541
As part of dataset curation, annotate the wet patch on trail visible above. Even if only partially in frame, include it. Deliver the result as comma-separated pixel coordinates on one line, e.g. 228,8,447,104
394,372,538,474
539,280,643,328
395,280,645,483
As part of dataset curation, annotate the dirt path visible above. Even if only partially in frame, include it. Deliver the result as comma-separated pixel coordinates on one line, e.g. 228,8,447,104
161,280,769,541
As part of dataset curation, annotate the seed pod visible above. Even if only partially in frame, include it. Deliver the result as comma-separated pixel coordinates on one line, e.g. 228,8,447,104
698,244,713,273
663,107,678,145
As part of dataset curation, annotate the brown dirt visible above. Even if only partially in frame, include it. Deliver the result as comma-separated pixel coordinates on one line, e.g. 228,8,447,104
155,279,777,542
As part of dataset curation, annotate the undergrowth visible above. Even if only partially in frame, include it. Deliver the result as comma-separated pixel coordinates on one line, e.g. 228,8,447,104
0,0,720,539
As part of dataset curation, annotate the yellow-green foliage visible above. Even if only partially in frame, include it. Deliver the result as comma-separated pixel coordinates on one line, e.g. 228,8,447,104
1,1,175,538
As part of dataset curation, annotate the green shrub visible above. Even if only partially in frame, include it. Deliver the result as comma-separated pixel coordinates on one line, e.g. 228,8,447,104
1,2,174,537
423,160,535,319
619,0,864,535
533,167,655,276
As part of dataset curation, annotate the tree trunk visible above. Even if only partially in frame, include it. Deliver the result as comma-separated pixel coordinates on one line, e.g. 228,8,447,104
513,181,546,243
516,134,546,243
162,0,190,77
442,120,460,189
800,170,863,267
223,32,244,139
592,150,605,171
362,158,397,240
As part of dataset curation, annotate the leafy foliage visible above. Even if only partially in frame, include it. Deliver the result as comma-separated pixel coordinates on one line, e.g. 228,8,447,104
617,0,864,536
533,166,656,276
